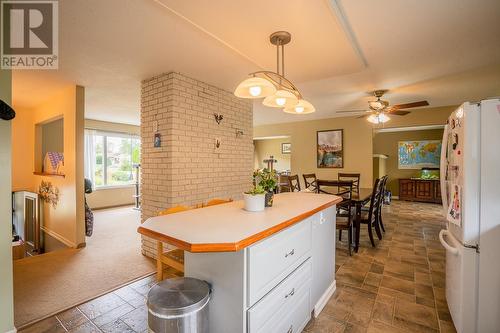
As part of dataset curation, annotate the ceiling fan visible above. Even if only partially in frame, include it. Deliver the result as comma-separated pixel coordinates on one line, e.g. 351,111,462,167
337,90,429,123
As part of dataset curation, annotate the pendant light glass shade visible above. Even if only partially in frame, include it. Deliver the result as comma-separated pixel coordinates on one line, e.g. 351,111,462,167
262,89,298,108
367,113,390,124
283,99,315,114
234,77,276,99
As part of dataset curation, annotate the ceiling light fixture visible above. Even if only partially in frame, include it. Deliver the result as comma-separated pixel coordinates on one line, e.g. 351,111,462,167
367,113,390,124
234,31,315,115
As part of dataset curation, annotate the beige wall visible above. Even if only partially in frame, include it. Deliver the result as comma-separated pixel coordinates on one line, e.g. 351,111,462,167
140,72,253,258
254,117,374,188
254,106,455,190
373,128,444,196
84,119,139,209
12,86,86,248
0,68,15,333
254,138,291,172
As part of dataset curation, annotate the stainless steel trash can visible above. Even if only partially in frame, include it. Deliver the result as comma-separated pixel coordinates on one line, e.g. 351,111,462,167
147,277,210,333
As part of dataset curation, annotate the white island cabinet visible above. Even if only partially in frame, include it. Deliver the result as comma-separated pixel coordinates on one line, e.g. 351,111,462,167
138,192,341,333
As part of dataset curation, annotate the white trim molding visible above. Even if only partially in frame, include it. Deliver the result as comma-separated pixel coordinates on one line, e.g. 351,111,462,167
253,135,291,140
374,124,445,134
313,280,336,318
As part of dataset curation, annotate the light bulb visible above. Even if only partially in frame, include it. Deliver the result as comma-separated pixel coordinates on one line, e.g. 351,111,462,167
249,86,262,97
276,98,286,106
295,106,304,113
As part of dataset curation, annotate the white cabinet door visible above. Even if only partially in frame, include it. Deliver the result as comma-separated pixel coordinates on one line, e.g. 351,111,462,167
311,206,335,314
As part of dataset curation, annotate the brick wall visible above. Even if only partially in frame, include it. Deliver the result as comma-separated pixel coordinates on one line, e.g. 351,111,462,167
140,72,253,258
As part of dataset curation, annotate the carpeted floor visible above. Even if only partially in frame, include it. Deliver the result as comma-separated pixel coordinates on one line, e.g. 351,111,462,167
13,206,155,329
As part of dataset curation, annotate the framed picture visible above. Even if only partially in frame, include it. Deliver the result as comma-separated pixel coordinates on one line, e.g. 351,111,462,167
317,129,343,168
398,140,441,169
281,142,291,154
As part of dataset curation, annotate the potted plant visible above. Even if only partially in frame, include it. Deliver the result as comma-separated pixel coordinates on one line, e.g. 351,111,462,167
254,169,278,207
243,185,266,212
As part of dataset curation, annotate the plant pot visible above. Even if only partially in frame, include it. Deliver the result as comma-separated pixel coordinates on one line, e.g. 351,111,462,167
265,191,274,207
243,193,265,212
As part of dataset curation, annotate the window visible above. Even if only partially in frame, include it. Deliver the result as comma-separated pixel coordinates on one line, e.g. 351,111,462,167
85,130,140,188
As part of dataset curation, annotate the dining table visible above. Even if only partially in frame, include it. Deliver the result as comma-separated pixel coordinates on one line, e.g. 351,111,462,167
316,179,373,252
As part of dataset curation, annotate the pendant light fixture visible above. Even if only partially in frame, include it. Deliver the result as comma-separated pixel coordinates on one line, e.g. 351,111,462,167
234,31,315,115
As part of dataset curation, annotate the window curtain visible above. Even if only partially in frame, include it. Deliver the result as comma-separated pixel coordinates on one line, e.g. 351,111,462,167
84,129,96,188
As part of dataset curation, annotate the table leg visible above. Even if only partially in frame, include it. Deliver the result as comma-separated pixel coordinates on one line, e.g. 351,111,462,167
354,202,362,252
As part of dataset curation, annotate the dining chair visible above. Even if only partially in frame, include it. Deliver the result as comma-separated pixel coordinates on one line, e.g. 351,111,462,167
359,178,383,247
335,181,354,256
376,176,388,233
156,205,191,280
277,172,291,193
287,174,301,192
302,173,318,192
338,173,361,194
204,198,233,207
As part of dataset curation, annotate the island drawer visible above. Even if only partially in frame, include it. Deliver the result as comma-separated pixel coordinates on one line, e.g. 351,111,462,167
248,259,311,333
247,217,312,306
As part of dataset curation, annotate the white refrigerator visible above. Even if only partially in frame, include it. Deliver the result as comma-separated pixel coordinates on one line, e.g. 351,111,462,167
439,99,500,333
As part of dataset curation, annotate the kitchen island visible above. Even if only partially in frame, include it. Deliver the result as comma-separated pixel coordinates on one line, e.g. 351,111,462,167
138,192,342,333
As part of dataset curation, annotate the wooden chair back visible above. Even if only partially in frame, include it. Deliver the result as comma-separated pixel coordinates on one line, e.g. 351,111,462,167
366,178,383,225
338,173,361,194
302,173,318,192
158,205,191,216
287,174,301,192
204,198,233,207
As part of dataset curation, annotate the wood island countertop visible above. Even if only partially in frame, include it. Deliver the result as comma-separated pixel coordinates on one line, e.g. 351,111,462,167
137,192,342,253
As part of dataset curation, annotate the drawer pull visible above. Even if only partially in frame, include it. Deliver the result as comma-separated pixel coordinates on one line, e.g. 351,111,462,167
285,288,295,299
287,325,293,333
285,249,295,258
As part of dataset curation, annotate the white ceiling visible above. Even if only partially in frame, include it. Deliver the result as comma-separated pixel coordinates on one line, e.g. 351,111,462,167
12,0,500,126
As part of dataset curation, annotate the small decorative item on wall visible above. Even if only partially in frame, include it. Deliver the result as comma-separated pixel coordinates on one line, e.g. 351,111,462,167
38,180,60,208
214,113,223,124
317,129,343,168
154,133,161,148
398,140,442,169
281,143,291,154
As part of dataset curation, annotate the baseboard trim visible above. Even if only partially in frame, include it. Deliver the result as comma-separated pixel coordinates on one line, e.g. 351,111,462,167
91,203,135,210
313,280,336,317
40,226,76,248
5,328,17,333
392,196,399,199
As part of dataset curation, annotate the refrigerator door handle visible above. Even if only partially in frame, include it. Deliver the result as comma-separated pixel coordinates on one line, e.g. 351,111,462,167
440,124,449,216
439,229,459,255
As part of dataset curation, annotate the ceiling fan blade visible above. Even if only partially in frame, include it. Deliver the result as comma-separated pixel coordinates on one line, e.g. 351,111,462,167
391,101,429,110
391,110,411,116
356,114,370,119
335,109,368,114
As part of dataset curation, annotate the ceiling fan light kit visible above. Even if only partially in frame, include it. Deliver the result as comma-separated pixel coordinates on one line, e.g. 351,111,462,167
234,31,315,115
367,113,390,124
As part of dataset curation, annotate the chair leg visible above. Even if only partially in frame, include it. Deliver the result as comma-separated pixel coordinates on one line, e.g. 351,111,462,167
348,227,352,256
379,213,386,232
339,229,342,241
367,222,376,247
156,241,164,281
375,219,383,240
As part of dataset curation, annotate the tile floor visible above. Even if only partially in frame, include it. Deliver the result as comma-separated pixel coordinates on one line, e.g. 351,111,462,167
19,200,455,333
304,200,456,333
